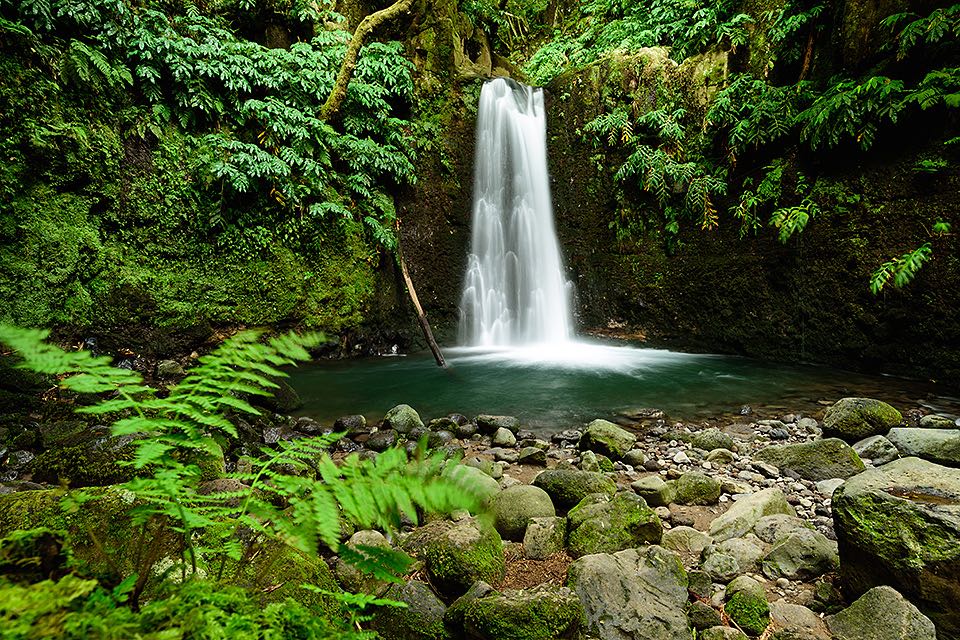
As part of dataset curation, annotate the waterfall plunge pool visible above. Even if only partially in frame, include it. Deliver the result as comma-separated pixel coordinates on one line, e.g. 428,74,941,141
288,340,958,432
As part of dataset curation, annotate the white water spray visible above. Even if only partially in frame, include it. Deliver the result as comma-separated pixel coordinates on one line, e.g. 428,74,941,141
459,78,573,346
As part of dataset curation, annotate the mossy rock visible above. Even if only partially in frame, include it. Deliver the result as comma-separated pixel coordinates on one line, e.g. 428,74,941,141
674,472,721,505
578,420,636,460
822,397,902,443
459,585,585,639
384,404,425,435
725,591,770,637
490,485,556,541
372,580,450,640
532,469,617,511
29,439,136,488
403,517,506,599
754,438,864,481
567,492,662,558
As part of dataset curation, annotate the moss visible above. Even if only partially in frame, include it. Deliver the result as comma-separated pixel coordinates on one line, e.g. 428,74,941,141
403,518,506,599
29,441,135,488
461,588,585,639
566,492,662,558
726,591,770,637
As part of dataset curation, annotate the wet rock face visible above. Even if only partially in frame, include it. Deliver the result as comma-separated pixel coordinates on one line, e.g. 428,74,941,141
832,457,960,639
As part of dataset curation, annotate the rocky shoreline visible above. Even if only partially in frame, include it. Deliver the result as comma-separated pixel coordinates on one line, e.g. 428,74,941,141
2,372,959,639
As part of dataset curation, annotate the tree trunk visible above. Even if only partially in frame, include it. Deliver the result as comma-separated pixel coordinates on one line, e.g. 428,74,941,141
398,245,446,368
319,0,416,121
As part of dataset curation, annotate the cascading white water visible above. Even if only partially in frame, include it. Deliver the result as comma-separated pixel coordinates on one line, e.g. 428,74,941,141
459,77,573,347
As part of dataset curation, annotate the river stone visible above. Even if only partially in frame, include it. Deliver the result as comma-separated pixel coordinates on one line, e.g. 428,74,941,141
477,415,520,435
832,457,960,638
726,589,770,636
761,528,839,580
523,516,566,560
334,530,392,594
688,601,723,630
692,428,735,452
707,448,736,465
493,427,517,447
768,601,831,640
675,471,721,505
661,526,713,556
754,438,865,481
518,446,547,466
491,485,555,541
825,586,937,640
623,449,647,468
335,414,367,434
533,469,617,511
702,551,740,582
822,397,902,442
701,627,748,640
367,429,399,452
402,516,505,598
631,475,677,506
155,359,185,378
373,580,448,640
753,514,811,544
383,404,423,434
852,434,899,465
579,419,636,460
458,585,585,640
567,492,662,558
727,575,765,601
815,478,845,496
715,535,766,573
887,427,960,466
709,488,796,542
567,545,690,640
445,464,502,503
919,414,959,430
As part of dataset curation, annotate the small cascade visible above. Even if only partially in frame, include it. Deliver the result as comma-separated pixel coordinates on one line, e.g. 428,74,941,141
459,77,573,346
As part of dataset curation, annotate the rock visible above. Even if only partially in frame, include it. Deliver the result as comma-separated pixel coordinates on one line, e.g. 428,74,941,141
814,478,845,496
477,415,520,435
692,428,735,452
720,479,753,495
674,471,721,505
533,469,617,511
579,419,637,460
715,535,766,573
383,404,424,434
702,552,740,582
334,414,367,434
256,378,302,413
726,589,770,636
373,580,449,640
754,438,865,481
457,585,585,639
623,449,647,468
490,485,556,541
402,517,505,598
567,492,662,558
661,526,713,557
155,359,185,378
567,545,690,640
367,429,399,452
701,627,748,640
753,514,811,544
445,464,502,503
822,397,902,442
768,601,831,640
761,528,839,580
727,575,765,601
687,569,713,599
334,530,392,594
887,427,960,466
493,427,517,447
523,516,567,560
630,475,677,507
708,488,796,542
673,451,691,464
707,448,736,465
825,586,936,640
28,430,135,487
831,457,960,637
689,601,723,630
919,414,958,430
517,446,547,466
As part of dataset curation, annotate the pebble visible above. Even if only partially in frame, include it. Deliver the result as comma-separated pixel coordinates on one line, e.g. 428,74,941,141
673,451,691,464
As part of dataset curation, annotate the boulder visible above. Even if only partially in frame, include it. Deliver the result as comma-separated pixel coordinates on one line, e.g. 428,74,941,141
692,428,735,452
630,475,677,506
256,378,302,413
533,469,617,511
825,586,936,640
708,488,796,542
661,526,713,557
887,428,960,466
760,528,839,580
402,517,505,598
768,601,831,640
334,530,392,594
444,464,502,503
383,404,424,434
457,585,585,639
822,397,902,442
578,420,636,460
701,628,748,640
753,514,811,544
726,589,769,636
518,447,547,466
476,415,520,435
832,457,960,638
754,438,864,481
727,575,765,601
714,535,766,573
688,601,723,630
490,485,555,541
367,429,399,451
492,427,517,447
674,472,721,505
523,516,567,560
567,492,662,558
567,545,690,640
919,414,959,430
702,552,740,582
852,435,899,465
373,580,449,640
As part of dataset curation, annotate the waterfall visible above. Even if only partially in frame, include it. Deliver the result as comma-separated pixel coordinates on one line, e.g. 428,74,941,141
459,77,573,347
